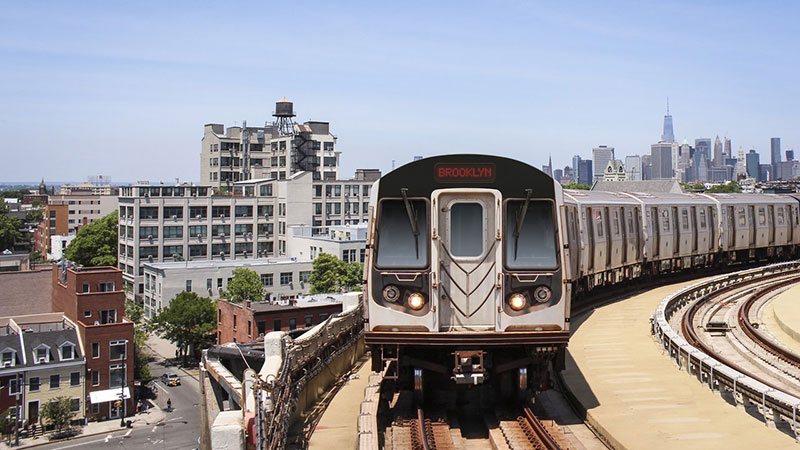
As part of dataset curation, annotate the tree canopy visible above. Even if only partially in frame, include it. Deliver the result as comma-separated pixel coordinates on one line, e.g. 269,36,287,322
41,397,75,432
706,182,742,193
63,211,118,266
0,213,22,252
125,299,151,379
150,291,216,362
562,182,591,190
308,253,363,294
224,267,265,302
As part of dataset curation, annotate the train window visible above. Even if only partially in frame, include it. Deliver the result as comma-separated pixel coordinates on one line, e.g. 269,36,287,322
594,211,603,237
661,210,670,232
778,208,785,225
681,209,689,230
505,201,557,269
450,202,484,257
612,210,620,236
737,208,746,227
375,199,428,268
758,208,766,225
699,209,707,229
627,211,633,233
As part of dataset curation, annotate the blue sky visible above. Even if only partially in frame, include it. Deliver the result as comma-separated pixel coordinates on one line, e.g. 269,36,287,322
1,1,798,182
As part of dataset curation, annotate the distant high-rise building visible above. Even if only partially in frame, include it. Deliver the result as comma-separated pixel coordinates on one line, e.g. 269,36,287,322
661,99,675,143
542,155,553,178
746,149,760,180
625,155,642,181
760,164,772,182
642,154,652,180
571,155,582,182
713,136,723,167
562,166,574,184
413,155,423,161
592,146,615,182
724,137,732,159
554,168,563,182
651,142,674,179
771,137,782,165
577,159,593,186
694,138,711,181
787,150,794,161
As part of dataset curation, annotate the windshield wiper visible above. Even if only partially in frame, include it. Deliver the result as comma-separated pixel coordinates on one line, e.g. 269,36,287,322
513,189,533,259
400,188,420,259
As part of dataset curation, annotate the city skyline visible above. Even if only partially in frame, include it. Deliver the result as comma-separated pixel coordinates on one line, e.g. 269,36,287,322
2,1,800,182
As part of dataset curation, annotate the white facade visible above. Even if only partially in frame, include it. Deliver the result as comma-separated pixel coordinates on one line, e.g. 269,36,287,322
142,258,314,318
49,234,76,260
624,155,642,181
49,195,118,235
592,146,615,182
118,171,378,301
602,160,627,181
287,224,367,263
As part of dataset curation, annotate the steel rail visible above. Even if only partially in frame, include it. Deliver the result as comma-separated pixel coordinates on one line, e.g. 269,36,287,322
739,276,800,369
521,407,561,450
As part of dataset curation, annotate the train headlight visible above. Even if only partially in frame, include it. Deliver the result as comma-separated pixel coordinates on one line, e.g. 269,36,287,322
382,285,401,303
533,286,552,303
508,293,527,311
407,292,426,310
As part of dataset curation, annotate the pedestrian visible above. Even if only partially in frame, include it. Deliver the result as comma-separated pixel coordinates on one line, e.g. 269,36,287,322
31,423,36,439
166,398,172,412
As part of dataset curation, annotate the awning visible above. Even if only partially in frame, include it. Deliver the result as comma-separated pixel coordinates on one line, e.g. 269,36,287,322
89,387,131,404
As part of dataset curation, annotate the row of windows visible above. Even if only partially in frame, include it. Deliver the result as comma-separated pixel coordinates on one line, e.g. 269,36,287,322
8,372,81,395
314,184,371,198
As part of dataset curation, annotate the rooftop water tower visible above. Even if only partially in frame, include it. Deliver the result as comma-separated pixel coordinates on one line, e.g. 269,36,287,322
273,98,296,136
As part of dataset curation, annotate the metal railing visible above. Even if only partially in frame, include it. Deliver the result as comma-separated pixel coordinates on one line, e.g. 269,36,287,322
652,260,800,441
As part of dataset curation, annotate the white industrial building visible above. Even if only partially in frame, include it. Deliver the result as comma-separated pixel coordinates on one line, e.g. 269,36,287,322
286,224,367,263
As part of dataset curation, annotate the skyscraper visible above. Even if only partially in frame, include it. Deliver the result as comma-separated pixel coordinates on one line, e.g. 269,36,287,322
723,137,732,159
771,137,782,165
713,136,723,167
661,99,675,143
746,149,760,180
577,159,593,186
592,146,615,182
651,142,674,179
572,155,582,182
625,155,642,181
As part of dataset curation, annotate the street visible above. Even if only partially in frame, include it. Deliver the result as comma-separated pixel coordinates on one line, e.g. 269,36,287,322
32,355,202,450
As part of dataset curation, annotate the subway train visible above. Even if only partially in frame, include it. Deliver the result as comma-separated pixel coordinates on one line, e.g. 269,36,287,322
362,154,800,397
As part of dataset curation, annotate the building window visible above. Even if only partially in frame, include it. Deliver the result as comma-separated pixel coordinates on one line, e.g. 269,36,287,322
212,206,231,218
140,207,158,220
1,350,14,368
70,372,80,387
247,320,251,336
91,370,100,386
185,280,192,292
70,398,80,413
273,319,281,331
29,377,40,392
288,318,297,330
139,246,158,259
60,343,75,361
97,282,115,292
82,284,90,293
50,374,60,390
109,364,124,388
235,206,253,218
189,245,207,257
101,309,117,324
259,184,273,196
9,378,18,395
163,226,183,239
235,224,253,236
164,206,183,219
299,271,311,283
258,205,274,218
165,245,184,259
92,342,99,358
190,206,208,219
304,315,312,328
280,272,293,286
320,313,329,321
261,274,273,287
212,225,230,237
34,345,49,364
110,340,127,361
233,315,237,330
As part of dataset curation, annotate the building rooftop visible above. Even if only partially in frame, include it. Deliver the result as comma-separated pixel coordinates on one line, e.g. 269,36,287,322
592,179,684,194
245,293,345,312
144,257,311,271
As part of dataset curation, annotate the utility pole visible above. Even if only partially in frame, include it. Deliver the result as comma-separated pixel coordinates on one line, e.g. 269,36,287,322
14,372,20,446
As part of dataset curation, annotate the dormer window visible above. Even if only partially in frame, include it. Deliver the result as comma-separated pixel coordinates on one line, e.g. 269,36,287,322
60,342,75,361
1,349,15,368
34,345,50,364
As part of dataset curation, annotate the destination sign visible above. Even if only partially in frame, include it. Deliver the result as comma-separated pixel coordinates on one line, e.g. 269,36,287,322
434,163,496,183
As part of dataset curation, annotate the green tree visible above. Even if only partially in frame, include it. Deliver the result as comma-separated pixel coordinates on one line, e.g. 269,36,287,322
125,300,151,380
562,182,591,190
309,253,345,294
707,182,742,193
150,292,216,363
308,253,364,293
63,211,118,266
25,209,43,224
0,214,22,252
40,397,75,433
0,407,16,436
224,268,265,302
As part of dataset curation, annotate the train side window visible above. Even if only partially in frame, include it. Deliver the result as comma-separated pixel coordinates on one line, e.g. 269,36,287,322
626,210,633,233
699,209,707,229
681,209,689,230
777,207,785,225
612,210,620,236
737,207,746,227
594,211,603,237
661,210,670,232
758,207,766,225
450,202,484,257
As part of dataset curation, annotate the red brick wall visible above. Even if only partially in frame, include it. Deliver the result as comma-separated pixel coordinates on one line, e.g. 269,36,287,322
0,267,53,317
81,321,135,420
52,266,124,324
0,375,18,416
216,300,343,345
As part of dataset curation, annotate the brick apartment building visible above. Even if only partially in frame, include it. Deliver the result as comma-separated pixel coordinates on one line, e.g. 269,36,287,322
216,297,343,344
52,264,135,421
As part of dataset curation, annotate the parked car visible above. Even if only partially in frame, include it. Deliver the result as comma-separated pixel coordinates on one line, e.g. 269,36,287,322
161,372,181,386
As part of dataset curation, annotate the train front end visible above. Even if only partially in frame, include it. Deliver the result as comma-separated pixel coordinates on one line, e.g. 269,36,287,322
364,155,569,396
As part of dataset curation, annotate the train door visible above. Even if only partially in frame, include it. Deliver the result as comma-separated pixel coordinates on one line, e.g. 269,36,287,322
768,205,775,245
633,207,641,261
691,207,698,253
727,206,736,248
604,207,612,267
567,208,579,278
585,208,594,272
619,208,628,264
650,207,660,259
748,205,756,246
434,190,499,330
673,207,680,256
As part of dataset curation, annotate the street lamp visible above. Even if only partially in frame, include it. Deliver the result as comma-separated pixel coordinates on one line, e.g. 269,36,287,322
119,362,127,428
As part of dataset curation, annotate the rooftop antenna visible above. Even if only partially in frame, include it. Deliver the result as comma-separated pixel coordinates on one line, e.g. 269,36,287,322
666,97,670,115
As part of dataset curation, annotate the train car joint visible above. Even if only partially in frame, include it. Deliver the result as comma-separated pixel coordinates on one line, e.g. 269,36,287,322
452,350,486,385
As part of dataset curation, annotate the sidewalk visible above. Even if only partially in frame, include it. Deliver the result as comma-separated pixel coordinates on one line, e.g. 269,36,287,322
0,405,167,449
145,335,200,382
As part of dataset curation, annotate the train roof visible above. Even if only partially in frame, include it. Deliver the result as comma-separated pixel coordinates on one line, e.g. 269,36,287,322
564,190,797,207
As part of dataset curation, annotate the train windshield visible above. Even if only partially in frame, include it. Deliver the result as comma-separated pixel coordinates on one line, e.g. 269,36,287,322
376,199,428,268
504,200,557,269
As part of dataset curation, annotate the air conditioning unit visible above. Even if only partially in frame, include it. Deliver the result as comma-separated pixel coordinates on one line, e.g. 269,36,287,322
172,215,177,219
147,234,153,239
1,362,12,368
148,256,153,263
